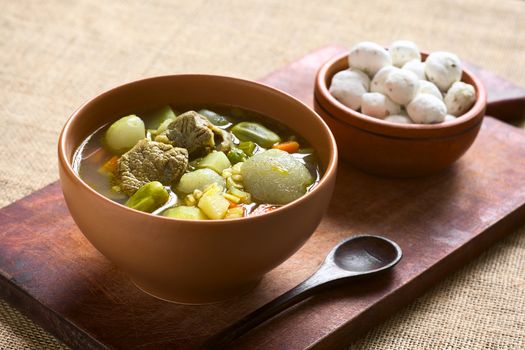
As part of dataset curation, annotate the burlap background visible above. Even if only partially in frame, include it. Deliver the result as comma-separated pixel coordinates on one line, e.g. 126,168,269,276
1,0,524,349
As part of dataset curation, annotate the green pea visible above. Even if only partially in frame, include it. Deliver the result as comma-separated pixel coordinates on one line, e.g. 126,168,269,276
227,148,247,164
238,141,256,156
231,122,281,148
125,181,169,213
104,115,145,155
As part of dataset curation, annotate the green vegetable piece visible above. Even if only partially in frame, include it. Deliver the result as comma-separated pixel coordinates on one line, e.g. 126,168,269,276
227,148,247,164
238,141,256,156
163,206,208,220
195,151,231,174
176,168,226,194
298,147,315,154
231,122,281,148
198,193,230,220
198,109,231,126
105,115,146,155
228,186,251,203
125,181,169,213
149,118,175,138
145,105,177,130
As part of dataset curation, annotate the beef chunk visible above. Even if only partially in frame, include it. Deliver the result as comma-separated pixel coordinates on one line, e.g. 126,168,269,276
155,111,232,156
212,125,233,153
117,139,188,196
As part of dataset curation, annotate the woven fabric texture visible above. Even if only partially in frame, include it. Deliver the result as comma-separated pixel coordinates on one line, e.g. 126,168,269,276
1,0,524,349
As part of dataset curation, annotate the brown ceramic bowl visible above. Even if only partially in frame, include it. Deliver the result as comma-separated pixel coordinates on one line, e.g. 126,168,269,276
58,75,337,304
314,51,487,177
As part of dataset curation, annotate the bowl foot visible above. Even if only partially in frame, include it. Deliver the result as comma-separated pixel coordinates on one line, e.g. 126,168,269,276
130,276,262,305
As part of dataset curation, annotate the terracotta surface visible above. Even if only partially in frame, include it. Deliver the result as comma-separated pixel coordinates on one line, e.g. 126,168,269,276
314,51,487,177
58,75,338,303
0,46,524,349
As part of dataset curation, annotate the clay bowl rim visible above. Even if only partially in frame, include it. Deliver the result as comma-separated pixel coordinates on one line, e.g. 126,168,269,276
314,50,487,139
58,74,338,225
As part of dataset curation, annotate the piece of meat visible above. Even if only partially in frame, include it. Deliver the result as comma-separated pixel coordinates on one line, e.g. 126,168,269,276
117,139,188,196
155,111,233,156
155,111,214,155
212,125,233,153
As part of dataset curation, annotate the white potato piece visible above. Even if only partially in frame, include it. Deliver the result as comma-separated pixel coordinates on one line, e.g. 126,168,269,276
418,80,443,100
348,41,392,77
198,193,230,220
361,92,401,118
384,69,419,105
389,40,421,67
384,115,413,124
370,66,396,94
241,149,313,205
425,51,462,92
444,114,457,122
444,81,476,116
407,94,447,124
329,69,370,110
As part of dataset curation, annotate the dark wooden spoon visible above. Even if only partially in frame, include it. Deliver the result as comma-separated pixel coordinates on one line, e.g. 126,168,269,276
205,235,402,349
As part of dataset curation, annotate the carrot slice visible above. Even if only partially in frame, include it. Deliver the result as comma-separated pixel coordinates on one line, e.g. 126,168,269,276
98,156,119,175
272,141,300,153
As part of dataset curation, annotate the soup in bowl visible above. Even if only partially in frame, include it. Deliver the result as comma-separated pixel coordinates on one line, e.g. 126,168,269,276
58,75,337,303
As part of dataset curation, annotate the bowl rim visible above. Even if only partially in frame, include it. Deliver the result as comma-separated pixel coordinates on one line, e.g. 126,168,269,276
58,74,338,224
314,50,487,139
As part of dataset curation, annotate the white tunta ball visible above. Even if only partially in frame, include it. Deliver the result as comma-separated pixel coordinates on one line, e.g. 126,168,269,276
418,80,443,100
444,81,476,116
424,51,462,92
361,92,401,118
389,40,421,67
348,41,392,77
444,114,457,122
402,59,426,80
407,94,447,124
329,68,370,110
370,66,396,95
384,115,413,124
384,69,419,105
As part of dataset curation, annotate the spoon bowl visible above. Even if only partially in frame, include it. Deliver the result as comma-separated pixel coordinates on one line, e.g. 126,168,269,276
332,235,402,273
205,235,402,348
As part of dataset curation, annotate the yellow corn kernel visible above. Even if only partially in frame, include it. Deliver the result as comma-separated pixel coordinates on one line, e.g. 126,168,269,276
226,177,243,190
193,189,203,200
203,182,223,195
228,187,251,204
221,168,233,178
232,162,243,174
223,193,240,203
185,194,196,206
225,206,244,219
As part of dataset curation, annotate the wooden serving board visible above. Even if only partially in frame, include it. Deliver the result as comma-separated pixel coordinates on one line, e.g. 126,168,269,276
1,46,525,350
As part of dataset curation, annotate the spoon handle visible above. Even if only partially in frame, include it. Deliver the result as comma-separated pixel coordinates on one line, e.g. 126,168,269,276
204,275,325,349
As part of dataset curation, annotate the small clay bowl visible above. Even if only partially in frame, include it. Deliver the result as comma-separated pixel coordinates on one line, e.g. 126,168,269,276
314,51,487,177
58,75,337,304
